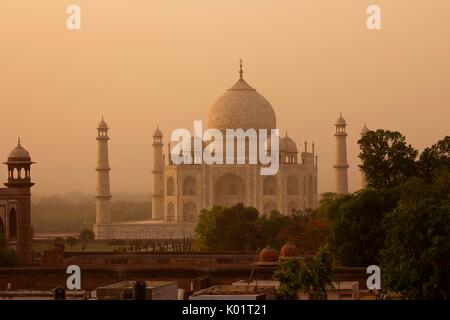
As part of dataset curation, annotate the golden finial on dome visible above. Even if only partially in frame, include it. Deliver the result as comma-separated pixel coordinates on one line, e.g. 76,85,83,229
239,59,243,79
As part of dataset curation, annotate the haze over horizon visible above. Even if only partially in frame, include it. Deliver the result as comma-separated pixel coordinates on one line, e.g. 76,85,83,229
1,0,449,196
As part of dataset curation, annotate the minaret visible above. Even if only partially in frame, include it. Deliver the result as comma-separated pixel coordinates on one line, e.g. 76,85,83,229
94,117,112,239
4,138,35,264
360,123,370,189
333,113,349,195
152,126,164,220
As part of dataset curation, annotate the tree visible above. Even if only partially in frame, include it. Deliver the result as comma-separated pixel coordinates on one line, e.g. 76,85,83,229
315,192,350,221
418,136,450,183
273,258,302,300
277,213,331,255
256,211,290,249
359,130,418,189
301,246,334,299
274,246,334,300
330,188,397,266
381,172,450,299
196,205,225,251
79,229,95,250
196,203,259,251
65,237,78,248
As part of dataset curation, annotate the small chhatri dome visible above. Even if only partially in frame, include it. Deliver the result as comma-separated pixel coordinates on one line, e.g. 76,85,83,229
98,116,108,129
361,122,370,135
335,112,346,126
8,138,31,159
207,60,277,131
153,125,162,137
258,245,279,262
280,241,300,258
280,133,298,152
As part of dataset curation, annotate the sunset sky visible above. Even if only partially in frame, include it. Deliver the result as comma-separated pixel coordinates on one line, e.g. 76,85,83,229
1,0,449,196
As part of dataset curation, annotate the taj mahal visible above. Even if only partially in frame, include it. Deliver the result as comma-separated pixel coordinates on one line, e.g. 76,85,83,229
93,63,359,240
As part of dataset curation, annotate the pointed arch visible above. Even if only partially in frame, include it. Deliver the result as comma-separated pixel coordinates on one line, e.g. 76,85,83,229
166,177,175,196
263,201,277,215
0,216,4,238
287,176,299,195
182,177,196,196
9,207,17,240
182,202,197,222
166,202,175,222
214,173,246,207
263,176,277,195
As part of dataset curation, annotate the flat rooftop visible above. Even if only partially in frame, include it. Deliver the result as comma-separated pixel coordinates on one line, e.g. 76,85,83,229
192,285,274,296
97,280,175,289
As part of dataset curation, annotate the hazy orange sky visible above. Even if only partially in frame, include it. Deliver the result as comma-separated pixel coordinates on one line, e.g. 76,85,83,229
1,1,449,196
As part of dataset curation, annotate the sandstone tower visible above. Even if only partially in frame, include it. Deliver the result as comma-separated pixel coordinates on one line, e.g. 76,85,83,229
333,113,349,195
360,123,370,189
93,117,112,239
151,126,164,220
2,139,34,263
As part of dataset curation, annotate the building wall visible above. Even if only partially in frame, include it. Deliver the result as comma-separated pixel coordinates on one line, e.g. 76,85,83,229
96,222,196,240
0,188,32,264
160,159,318,223
0,265,368,292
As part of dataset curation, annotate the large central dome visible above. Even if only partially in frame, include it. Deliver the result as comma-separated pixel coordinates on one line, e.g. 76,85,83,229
207,66,276,131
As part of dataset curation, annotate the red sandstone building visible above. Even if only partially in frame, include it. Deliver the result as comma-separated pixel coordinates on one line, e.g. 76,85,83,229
0,139,34,264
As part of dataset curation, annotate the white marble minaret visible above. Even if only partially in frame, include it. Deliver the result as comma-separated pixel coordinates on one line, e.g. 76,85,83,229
151,126,164,220
333,113,349,195
94,117,112,239
360,123,370,189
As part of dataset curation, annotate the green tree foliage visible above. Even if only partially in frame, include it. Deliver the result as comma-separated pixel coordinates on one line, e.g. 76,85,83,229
315,192,350,221
307,246,334,298
274,246,333,300
256,211,290,249
65,237,78,248
359,130,418,189
381,172,450,299
328,132,450,299
0,230,19,267
196,203,259,251
278,213,331,255
79,229,95,250
196,205,330,254
273,258,302,300
330,188,397,266
418,136,450,183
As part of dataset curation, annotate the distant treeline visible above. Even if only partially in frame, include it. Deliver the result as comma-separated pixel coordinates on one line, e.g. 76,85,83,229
31,194,151,232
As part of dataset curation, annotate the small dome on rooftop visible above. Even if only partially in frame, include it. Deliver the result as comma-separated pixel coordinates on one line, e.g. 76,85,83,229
280,241,300,258
153,126,162,137
8,139,30,159
280,134,298,153
258,245,279,263
361,123,370,135
335,113,346,126
98,117,108,129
